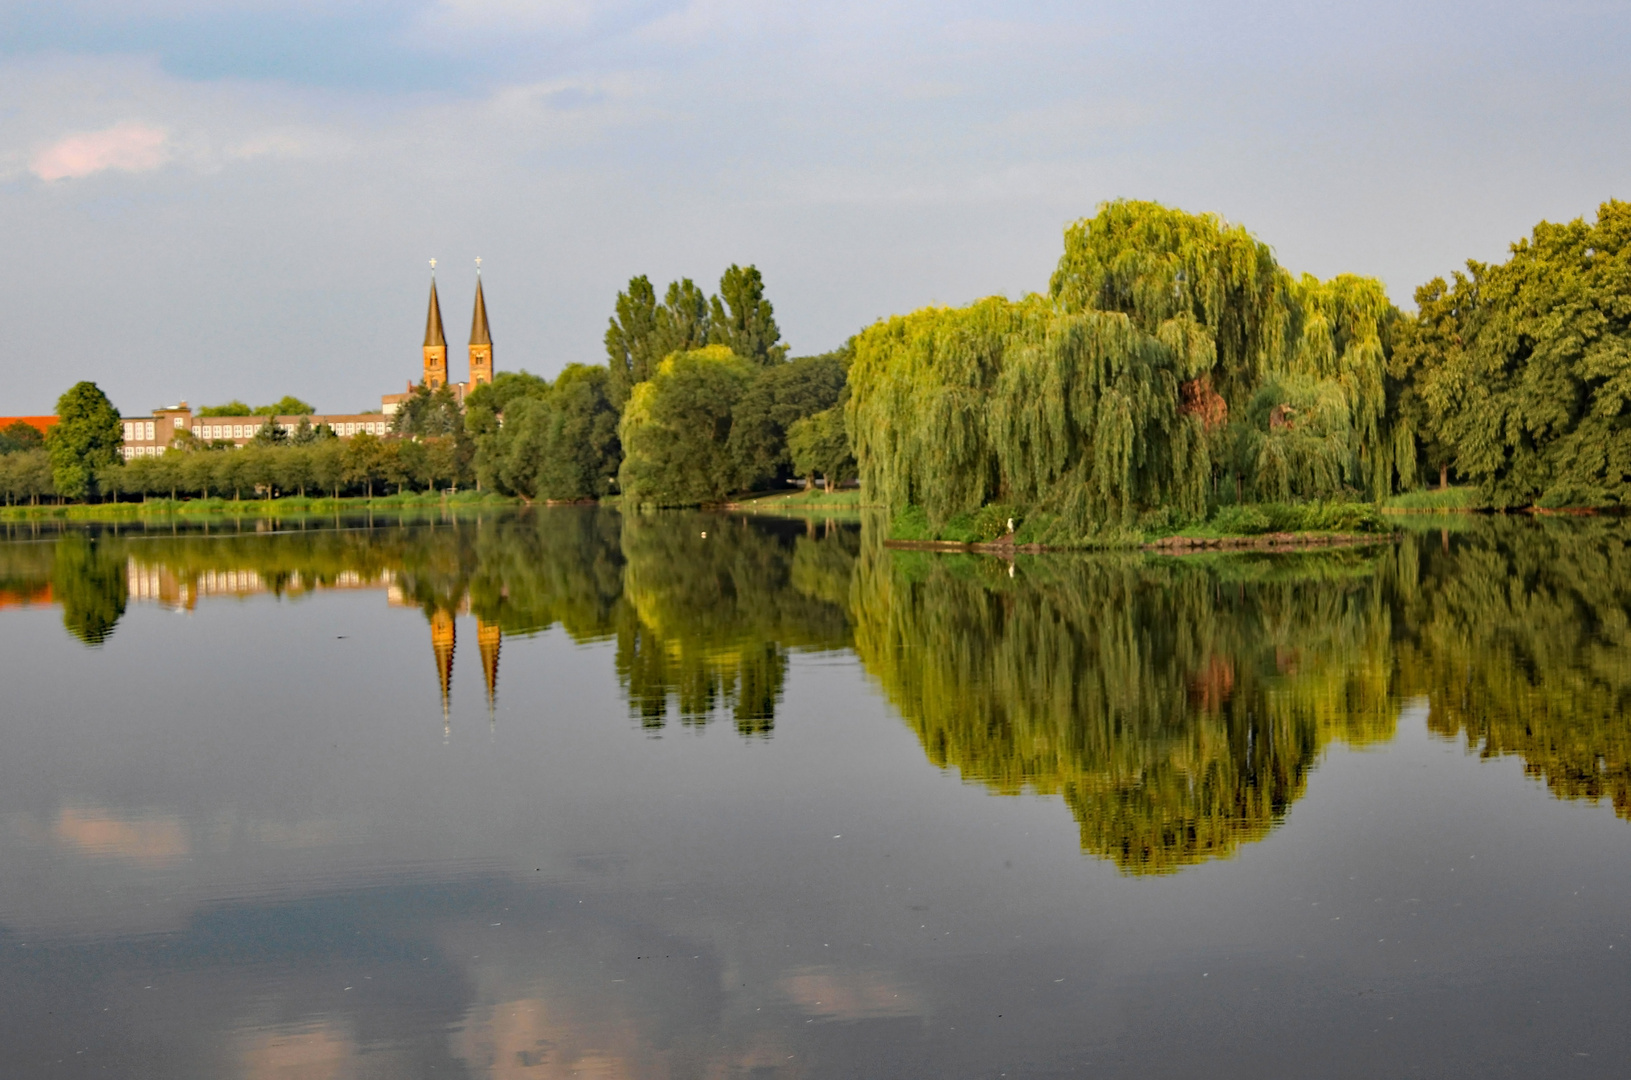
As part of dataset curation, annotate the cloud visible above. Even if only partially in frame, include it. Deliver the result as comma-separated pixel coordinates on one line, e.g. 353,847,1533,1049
31,121,172,181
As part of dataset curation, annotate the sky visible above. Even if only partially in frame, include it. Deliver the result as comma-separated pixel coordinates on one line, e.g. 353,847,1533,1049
2,0,1628,415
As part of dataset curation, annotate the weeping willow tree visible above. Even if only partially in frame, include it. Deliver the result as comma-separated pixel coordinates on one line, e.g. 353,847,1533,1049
847,201,1403,541
849,531,1400,873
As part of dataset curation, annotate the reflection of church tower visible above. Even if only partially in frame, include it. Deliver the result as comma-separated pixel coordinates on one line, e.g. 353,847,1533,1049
424,277,448,389
477,618,501,711
469,274,493,387
431,608,456,718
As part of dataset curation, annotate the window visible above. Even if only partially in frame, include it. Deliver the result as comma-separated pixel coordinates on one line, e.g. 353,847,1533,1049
145,421,154,440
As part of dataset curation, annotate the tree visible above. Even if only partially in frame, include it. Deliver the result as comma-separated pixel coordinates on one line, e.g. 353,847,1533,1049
47,381,122,501
390,382,464,438
709,264,787,365
251,416,289,445
727,351,847,490
291,417,318,445
847,200,1400,540
605,275,664,404
0,449,54,504
343,432,386,497
0,421,44,454
605,276,716,403
253,396,316,416
487,365,622,501
310,439,347,498
788,406,855,491
1400,200,1631,508
198,400,254,417
618,346,757,505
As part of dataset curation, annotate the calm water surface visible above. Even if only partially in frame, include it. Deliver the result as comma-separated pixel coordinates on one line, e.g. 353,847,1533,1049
2,508,1630,1077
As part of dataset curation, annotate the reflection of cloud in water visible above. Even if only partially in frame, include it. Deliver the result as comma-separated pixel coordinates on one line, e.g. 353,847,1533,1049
52,806,190,865
780,965,923,1021
452,995,648,1079
238,1021,356,1080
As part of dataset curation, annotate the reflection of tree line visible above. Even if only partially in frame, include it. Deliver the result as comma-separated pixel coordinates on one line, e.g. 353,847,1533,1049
852,535,1399,872
1392,519,1631,819
12,512,1631,871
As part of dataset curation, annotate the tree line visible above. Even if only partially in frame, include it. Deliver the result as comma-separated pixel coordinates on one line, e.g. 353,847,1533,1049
17,198,1630,514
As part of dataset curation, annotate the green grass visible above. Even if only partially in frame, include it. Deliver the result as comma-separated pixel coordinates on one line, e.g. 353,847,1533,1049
728,487,875,512
0,491,519,521
1380,485,1485,512
887,500,1387,548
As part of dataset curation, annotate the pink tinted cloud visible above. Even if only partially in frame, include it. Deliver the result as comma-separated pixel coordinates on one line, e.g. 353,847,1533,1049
31,121,171,181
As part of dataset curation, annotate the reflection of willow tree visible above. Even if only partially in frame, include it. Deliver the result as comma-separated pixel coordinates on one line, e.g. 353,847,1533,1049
616,513,857,734
850,530,1398,873
1397,518,1631,818
52,533,127,645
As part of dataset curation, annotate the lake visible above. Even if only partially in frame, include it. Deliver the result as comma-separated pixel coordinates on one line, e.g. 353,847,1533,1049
2,507,1630,1078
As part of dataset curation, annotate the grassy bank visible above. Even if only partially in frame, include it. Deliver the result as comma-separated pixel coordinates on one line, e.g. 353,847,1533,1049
722,488,876,513
888,500,1390,550
1380,486,1485,512
0,491,520,522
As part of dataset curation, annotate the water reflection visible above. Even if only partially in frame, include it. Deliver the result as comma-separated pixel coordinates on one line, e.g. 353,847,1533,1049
10,511,1631,870
853,535,1401,872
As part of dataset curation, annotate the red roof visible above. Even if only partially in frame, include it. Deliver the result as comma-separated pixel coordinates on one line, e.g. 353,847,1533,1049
0,416,58,433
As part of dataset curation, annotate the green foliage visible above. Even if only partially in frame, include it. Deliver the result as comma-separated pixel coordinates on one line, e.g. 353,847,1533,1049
198,400,254,417
708,264,788,365
847,201,1402,539
480,365,622,501
729,352,848,490
52,533,126,645
1392,200,1631,508
618,346,758,505
0,449,55,504
604,276,715,404
252,396,316,417
48,382,122,501
787,405,855,490
606,266,787,402
0,421,44,454
390,381,465,439
851,528,1398,873
251,416,288,445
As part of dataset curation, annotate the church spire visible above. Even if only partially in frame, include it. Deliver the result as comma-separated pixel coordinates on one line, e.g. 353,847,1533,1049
469,261,493,386
477,618,501,715
424,279,447,347
431,608,456,722
423,268,449,389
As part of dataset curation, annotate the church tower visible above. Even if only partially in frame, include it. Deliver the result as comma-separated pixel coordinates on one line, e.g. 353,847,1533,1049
423,274,448,390
469,270,493,387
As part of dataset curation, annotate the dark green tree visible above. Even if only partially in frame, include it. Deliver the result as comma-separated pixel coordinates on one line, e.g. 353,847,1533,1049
1404,201,1631,508
251,416,289,445
605,275,664,404
0,421,44,454
727,352,848,489
390,382,465,438
47,382,122,501
708,264,787,365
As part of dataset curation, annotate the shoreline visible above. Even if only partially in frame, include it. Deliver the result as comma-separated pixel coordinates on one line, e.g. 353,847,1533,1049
885,531,1399,555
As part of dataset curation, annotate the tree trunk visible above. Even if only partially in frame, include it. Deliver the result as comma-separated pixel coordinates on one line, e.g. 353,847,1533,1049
1439,464,1449,491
